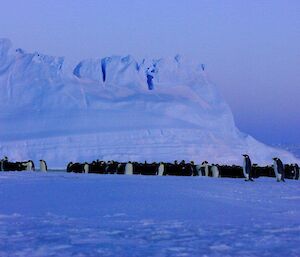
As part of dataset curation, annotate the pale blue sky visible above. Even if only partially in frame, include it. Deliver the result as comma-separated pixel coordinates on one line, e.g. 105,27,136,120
1,0,299,144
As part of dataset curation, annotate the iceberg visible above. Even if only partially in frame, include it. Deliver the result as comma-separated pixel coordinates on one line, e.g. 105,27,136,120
0,39,297,167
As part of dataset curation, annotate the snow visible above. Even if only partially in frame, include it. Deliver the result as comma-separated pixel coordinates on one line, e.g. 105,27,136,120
0,38,298,168
0,172,300,256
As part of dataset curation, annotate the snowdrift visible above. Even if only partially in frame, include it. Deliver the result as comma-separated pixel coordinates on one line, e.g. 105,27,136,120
0,38,297,167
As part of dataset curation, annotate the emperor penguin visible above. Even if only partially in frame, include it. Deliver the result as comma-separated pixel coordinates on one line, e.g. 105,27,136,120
26,160,34,171
211,164,219,178
201,161,209,176
158,162,165,176
67,162,73,172
242,154,253,181
125,162,133,175
83,162,89,173
273,157,285,182
0,157,8,171
294,163,299,180
39,160,48,172
0,158,3,171
195,164,201,176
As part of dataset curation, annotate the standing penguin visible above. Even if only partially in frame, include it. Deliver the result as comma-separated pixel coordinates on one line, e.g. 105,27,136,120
211,164,219,178
195,164,201,176
201,161,209,176
39,160,48,172
67,162,73,172
125,162,133,175
294,163,299,180
1,157,8,171
25,160,34,171
0,158,3,171
84,162,89,173
242,154,254,181
158,162,165,176
273,158,285,182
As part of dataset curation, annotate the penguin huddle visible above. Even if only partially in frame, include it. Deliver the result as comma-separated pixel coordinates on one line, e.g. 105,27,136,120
0,157,48,172
66,160,197,176
1,156,299,181
66,157,300,181
0,157,35,171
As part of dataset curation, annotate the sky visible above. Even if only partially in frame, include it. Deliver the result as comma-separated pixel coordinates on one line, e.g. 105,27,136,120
0,0,299,145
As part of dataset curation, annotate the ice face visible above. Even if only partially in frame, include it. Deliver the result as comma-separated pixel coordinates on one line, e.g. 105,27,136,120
0,39,298,167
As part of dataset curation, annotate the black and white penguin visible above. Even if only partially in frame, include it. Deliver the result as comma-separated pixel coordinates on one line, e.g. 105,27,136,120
242,154,254,181
25,160,34,171
84,162,89,174
195,163,201,176
273,157,285,182
67,162,73,172
211,164,219,178
125,161,133,175
39,160,48,172
293,163,299,180
201,161,209,176
0,157,8,171
158,162,165,176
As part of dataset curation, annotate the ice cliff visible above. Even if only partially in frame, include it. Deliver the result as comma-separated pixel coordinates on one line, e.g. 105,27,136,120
0,38,297,167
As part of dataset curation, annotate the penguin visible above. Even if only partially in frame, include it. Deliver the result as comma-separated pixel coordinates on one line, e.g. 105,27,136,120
30,160,35,171
84,162,89,173
201,161,209,176
125,161,133,175
39,160,47,172
294,163,299,180
67,162,73,172
25,160,33,171
158,162,164,176
273,158,285,182
190,161,198,176
242,154,254,181
211,164,219,178
0,157,8,171
195,164,201,176
180,160,186,175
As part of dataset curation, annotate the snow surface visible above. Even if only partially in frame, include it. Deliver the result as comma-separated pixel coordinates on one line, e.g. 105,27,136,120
0,172,300,256
0,38,298,167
